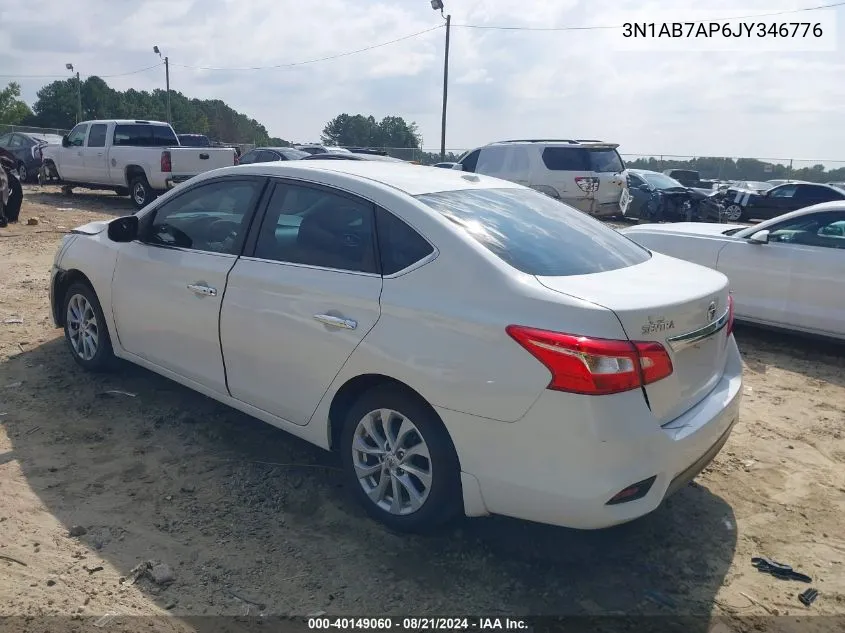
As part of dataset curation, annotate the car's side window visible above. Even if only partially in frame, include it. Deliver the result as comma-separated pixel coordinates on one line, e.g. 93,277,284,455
800,185,840,203
140,179,264,255
238,150,259,165
768,184,797,199
0,134,11,147
253,182,378,273
87,124,107,148
67,124,89,147
256,150,280,163
460,149,480,173
375,208,434,275
768,212,845,249
541,148,588,171
476,147,507,175
628,174,646,188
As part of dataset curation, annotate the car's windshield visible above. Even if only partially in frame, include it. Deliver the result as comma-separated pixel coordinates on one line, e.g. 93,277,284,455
641,172,684,189
416,187,651,276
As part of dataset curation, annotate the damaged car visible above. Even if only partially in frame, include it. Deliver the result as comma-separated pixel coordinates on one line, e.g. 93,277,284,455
619,169,713,222
699,181,845,222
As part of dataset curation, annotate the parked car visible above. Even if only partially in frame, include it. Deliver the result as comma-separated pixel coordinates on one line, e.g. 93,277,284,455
433,162,459,169
300,152,407,163
177,134,211,147
294,144,352,155
41,120,238,209
621,202,845,340
49,161,741,532
662,169,700,187
0,131,63,182
620,169,713,222
452,139,627,217
699,181,845,222
238,147,309,164
0,147,23,226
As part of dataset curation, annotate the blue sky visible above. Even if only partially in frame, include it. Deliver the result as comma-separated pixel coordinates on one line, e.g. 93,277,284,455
2,0,844,163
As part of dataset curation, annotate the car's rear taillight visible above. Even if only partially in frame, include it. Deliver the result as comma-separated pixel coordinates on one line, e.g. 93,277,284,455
32,145,43,160
160,150,172,173
506,325,674,396
726,294,735,336
575,176,600,193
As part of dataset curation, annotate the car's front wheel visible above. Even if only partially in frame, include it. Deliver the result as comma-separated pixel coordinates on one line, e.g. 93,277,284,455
62,283,115,371
722,203,744,222
341,386,462,533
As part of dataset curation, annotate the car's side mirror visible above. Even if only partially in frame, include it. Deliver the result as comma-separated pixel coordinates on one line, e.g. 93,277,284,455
107,215,139,242
61,136,70,148
748,229,769,244
638,184,651,192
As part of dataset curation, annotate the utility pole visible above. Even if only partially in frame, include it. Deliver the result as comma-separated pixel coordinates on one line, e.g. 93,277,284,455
430,1,450,161
441,14,450,162
66,63,82,123
154,46,172,124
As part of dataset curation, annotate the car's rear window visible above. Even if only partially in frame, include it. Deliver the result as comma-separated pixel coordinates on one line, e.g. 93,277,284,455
416,188,651,276
114,124,178,147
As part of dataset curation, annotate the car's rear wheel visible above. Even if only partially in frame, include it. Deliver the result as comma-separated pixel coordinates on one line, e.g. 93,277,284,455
722,204,744,222
63,283,115,372
129,175,156,210
16,162,28,183
341,386,461,532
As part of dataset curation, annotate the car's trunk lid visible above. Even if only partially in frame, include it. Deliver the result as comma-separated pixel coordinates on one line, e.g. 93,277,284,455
536,252,732,425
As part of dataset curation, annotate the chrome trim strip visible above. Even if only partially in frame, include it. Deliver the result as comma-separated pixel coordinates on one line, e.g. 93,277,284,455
666,308,730,352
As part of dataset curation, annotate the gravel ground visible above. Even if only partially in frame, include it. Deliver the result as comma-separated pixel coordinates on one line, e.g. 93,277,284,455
0,185,843,632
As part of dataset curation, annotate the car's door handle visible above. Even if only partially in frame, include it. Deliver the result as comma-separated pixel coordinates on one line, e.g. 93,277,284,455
313,314,357,330
187,283,217,297
199,153,209,160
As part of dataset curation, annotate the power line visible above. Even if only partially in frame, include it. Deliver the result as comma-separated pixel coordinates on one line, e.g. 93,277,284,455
0,62,164,80
453,1,845,31
172,24,444,71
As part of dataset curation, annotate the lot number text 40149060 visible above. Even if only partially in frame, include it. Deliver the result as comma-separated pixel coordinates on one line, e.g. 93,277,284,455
307,617,530,630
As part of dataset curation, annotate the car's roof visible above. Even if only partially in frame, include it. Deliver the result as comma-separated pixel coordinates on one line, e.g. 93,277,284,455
628,168,663,176
206,160,523,195
255,146,304,152
79,119,171,126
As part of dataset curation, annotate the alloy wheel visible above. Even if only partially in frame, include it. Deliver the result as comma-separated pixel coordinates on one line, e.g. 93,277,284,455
351,408,433,515
66,293,99,361
723,204,743,222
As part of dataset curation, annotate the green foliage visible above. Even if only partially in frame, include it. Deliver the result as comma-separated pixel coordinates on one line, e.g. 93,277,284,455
321,113,422,148
28,76,282,144
625,155,845,184
0,82,34,125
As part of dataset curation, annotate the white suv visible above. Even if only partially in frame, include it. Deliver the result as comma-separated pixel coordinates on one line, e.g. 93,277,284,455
454,139,627,217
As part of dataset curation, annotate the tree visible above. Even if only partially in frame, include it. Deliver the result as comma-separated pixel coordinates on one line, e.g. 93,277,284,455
321,113,422,148
28,76,283,144
0,82,34,125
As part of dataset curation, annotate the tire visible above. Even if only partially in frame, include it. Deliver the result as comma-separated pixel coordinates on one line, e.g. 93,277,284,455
16,162,29,183
340,385,462,533
722,204,744,222
114,187,129,197
129,174,156,210
62,282,115,372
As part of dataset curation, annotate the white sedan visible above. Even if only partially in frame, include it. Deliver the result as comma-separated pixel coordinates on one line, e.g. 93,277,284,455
50,161,741,532
621,202,845,340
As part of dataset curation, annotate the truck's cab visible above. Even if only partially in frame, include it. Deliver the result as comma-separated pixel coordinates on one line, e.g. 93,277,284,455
42,120,237,209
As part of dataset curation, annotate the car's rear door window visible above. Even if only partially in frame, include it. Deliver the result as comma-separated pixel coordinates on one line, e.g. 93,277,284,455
417,188,650,276
541,147,589,171
588,149,624,173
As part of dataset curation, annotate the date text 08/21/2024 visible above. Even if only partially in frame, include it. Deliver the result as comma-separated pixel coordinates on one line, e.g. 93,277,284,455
307,617,530,630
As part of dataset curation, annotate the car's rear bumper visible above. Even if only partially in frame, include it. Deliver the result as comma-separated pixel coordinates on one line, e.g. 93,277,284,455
438,336,743,529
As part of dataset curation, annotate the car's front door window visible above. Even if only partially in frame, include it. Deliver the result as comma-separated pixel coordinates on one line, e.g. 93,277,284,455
768,212,845,249
66,124,89,147
141,179,264,255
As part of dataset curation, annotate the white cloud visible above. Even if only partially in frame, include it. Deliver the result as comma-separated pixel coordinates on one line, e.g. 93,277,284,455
2,0,844,161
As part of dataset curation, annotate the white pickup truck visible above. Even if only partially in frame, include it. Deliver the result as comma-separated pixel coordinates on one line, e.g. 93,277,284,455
41,119,237,209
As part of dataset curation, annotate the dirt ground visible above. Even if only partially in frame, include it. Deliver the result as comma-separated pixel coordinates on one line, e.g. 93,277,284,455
1,185,844,632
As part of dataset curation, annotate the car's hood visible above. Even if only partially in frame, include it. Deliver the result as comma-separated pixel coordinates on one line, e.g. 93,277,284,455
71,220,110,235
621,222,745,237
